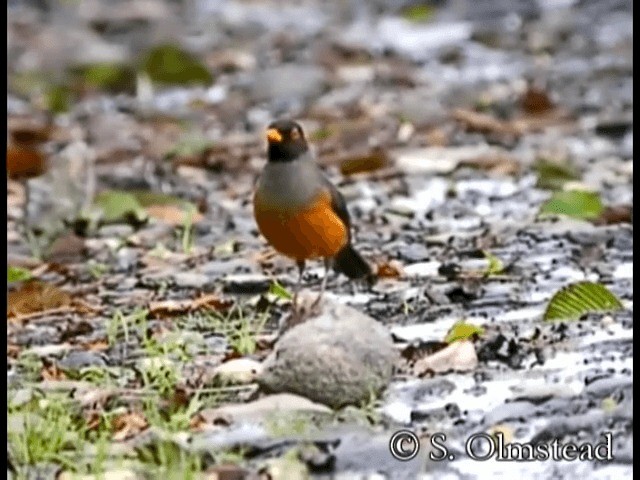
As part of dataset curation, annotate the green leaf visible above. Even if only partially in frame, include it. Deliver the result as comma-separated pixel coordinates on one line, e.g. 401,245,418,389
483,251,504,276
309,127,334,141
130,190,191,208
445,321,485,343
93,190,148,224
543,281,623,322
533,159,580,190
140,44,213,86
539,190,604,220
46,85,71,113
269,281,293,300
8,266,32,283
402,5,436,23
72,63,136,93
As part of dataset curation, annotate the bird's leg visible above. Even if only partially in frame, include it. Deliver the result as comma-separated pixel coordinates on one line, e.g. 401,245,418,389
311,258,332,309
292,260,305,312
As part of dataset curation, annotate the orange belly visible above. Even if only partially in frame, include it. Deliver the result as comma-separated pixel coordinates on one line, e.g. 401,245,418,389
254,190,348,261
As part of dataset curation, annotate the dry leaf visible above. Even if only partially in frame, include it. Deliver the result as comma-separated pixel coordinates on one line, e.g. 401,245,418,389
41,360,67,381
82,339,110,352
76,387,116,408
8,280,72,317
376,260,404,279
112,411,148,441
203,463,249,480
591,205,632,226
452,108,523,137
7,344,21,358
84,410,102,431
520,87,554,115
339,147,390,175
145,204,204,226
413,340,478,376
6,145,46,180
424,127,450,147
458,154,521,176
148,294,233,318
8,117,53,145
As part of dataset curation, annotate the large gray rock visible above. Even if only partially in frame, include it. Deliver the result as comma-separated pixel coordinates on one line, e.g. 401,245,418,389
258,294,398,409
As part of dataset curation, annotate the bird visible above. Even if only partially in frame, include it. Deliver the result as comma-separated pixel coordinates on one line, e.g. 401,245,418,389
253,119,374,311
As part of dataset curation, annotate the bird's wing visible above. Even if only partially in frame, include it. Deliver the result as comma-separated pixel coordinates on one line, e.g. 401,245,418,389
322,175,352,238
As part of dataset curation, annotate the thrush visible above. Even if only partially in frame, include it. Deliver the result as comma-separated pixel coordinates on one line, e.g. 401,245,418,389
253,119,374,310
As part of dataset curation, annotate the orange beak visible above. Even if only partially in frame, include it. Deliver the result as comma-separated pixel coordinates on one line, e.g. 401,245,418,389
266,128,283,143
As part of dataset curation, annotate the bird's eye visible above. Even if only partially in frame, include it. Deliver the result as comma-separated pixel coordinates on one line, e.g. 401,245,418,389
290,128,300,140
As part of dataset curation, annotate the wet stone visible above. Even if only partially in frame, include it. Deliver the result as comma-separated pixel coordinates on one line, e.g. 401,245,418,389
15,328,62,347
222,274,271,295
114,277,138,292
201,258,257,276
398,243,430,262
59,350,108,371
99,225,135,238
172,271,212,289
116,247,138,272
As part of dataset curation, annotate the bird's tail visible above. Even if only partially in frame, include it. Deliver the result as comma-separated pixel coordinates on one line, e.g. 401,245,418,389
333,244,376,285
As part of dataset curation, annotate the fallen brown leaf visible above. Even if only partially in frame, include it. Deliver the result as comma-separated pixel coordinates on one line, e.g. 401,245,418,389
168,386,192,411
148,294,233,318
84,410,102,431
458,154,521,176
339,147,390,175
41,359,67,381
76,387,116,409
6,145,46,180
452,108,523,137
82,339,110,352
146,204,204,226
375,260,404,279
203,463,249,480
424,127,450,147
8,280,72,317
7,280,100,322
520,87,554,115
591,205,632,226
7,344,21,359
112,411,149,441
413,340,478,377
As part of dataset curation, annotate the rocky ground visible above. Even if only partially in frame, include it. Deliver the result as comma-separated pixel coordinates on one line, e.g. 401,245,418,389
7,0,633,479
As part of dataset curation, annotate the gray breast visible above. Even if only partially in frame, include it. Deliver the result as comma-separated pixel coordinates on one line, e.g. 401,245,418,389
256,157,325,211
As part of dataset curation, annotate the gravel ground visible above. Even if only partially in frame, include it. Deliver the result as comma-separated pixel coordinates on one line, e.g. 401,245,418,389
7,0,632,479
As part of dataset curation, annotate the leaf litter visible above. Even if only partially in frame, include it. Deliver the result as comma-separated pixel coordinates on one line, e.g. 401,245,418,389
6,0,633,478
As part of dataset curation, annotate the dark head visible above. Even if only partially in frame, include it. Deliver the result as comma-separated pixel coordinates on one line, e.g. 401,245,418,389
265,119,309,163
